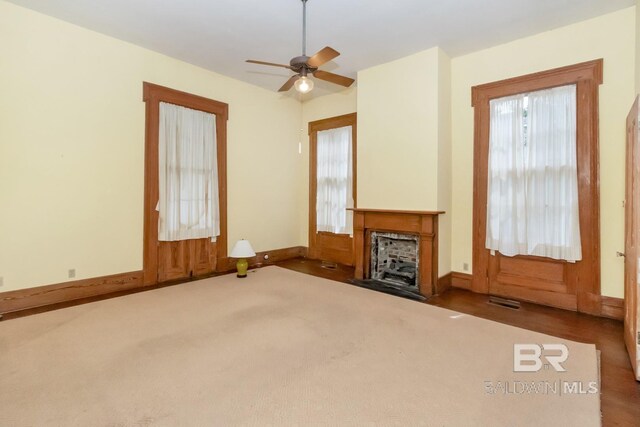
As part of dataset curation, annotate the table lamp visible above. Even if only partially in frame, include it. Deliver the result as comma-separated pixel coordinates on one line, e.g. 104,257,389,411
230,239,256,278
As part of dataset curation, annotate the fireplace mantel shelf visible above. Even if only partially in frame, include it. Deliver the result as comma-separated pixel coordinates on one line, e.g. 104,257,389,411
348,208,445,216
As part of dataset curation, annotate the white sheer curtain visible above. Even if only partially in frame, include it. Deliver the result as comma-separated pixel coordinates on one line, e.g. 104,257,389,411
486,94,528,255
486,84,581,261
158,102,220,242
316,125,353,235
526,85,581,260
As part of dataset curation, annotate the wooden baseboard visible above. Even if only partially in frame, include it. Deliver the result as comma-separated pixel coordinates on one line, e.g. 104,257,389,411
437,272,473,294
451,272,472,290
600,295,624,321
0,270,144,315
0,246,308,318
217,246,308,273
448,271,623,321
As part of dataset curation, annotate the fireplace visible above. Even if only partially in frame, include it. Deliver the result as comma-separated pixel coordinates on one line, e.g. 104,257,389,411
350,208,445,297
370,232,419,291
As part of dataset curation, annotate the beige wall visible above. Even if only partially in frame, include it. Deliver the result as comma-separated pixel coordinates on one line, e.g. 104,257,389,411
357,47,452,275
299,87,358,245
0,1,302,292
357,49,440,209
450,7,636,297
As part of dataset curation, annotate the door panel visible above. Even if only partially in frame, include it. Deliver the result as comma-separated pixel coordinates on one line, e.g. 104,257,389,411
158,240,190,282
489,282,577,311
314,232,353,266
624,96,639,380
489,253,577,310
157,238,217,283
193,238,217,276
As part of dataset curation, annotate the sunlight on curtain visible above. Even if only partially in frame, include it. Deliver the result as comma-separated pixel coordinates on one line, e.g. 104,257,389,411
486,84,581,261
158,102,220,241
316,125,353,235
486,94,527,255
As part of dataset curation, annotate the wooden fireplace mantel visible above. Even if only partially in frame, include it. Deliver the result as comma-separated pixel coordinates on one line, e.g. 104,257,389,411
348,208,445,297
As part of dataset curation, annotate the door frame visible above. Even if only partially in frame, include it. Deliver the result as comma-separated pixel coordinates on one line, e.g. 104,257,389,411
470,59,603,315
624,95,639,379
142,82,228,285
308,113,357,264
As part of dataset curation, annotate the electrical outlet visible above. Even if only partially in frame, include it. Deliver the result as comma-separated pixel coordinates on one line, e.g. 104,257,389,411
0,276,3,287
68,269,76,279
463,263,469,272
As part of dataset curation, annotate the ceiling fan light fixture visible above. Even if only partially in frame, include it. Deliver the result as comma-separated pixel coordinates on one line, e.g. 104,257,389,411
246,0,354,93
294,76,314,94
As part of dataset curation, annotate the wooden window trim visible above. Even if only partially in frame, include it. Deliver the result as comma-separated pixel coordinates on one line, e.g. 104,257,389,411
470,59,603,315
142,82,228,285
308,113,357,260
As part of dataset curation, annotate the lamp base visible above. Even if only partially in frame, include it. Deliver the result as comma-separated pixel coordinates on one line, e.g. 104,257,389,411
236,258,249,278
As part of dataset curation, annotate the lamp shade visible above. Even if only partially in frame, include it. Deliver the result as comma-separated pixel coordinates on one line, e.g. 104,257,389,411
230,239,256,258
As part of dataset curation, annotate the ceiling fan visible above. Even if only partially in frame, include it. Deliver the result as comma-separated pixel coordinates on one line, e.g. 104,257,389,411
246,0,355,94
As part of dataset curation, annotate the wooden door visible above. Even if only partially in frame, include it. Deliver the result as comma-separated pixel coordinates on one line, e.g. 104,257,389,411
624,96,639,380
488,254,578,310
142,82,228,286
471,60,603,315
308,113,357,266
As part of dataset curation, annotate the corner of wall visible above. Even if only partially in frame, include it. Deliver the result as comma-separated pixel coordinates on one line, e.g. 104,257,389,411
436,48,453,276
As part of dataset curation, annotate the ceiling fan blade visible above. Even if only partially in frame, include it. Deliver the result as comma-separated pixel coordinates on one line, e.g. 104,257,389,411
246,60,292,69
278,75,300,92
307,47,340,67
313,70,355,88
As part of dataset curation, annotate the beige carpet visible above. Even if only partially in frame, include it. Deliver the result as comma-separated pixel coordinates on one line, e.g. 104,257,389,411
0,266,600,426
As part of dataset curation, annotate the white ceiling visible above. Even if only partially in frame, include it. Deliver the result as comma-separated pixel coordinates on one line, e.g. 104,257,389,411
7,0,635,99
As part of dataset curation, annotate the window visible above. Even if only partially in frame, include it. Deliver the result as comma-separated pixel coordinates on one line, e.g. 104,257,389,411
486,84,581,261
157,102,220,241
316,125,354,234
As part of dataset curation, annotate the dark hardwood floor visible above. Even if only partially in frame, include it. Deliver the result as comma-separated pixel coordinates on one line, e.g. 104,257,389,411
277,257,640,427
